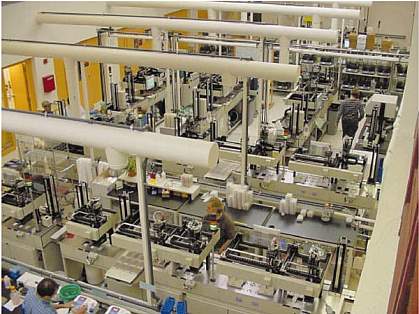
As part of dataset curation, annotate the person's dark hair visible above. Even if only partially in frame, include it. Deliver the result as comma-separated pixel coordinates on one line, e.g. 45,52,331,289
351,88,360,99
37,278,59,298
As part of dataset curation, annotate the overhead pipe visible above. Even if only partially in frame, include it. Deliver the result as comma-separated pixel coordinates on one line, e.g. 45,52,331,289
36,12,338,42
2,110,219,169
2,39,300,82
108,1,361,19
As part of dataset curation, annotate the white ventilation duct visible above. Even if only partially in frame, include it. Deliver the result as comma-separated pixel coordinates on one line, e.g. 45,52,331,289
36,12,338,42
108,1,361,19
2,39,300,81
2,110,219,169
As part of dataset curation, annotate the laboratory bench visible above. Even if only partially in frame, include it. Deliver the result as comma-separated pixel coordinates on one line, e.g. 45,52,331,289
107,187,360,247
177,195,275,228
107,187,187,211
265,212,358,246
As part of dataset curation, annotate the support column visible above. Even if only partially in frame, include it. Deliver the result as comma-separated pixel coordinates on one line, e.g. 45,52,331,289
312,14,321,29
136,156,155,305
312,14,321,45
80,62,95,161
296,16,303,65
208,9,217,37
108,35,121,84
80,63,90,116
164,32,173,113
256,39,264,138
218,10,222,56
63,58,83,118
208,8,217,20
240,12,247,22
249,12,254,40
175,37,181,109
337,19,345,91
190,9,198,19
240,78,249,185
151,26,162,51
99,32,112,104
267,45,274,110
331,2,339,30
279,36,290,64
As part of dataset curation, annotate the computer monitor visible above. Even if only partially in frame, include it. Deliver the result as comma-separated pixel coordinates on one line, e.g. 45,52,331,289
344,39,350,48
145,76,155,90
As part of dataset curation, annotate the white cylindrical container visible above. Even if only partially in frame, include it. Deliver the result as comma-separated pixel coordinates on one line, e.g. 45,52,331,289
105,147,128,170
85,266,105,285
289,198,297,215
279,199,288,215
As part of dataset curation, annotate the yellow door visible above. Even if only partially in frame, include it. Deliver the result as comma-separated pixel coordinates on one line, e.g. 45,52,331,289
2,75,16,156
8,62,32,111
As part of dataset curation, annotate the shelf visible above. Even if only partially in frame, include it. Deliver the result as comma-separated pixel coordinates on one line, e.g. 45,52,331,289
340,87,383,94
342,69,391,79
292,44,410,61
300,61,335,68
273,88,295,93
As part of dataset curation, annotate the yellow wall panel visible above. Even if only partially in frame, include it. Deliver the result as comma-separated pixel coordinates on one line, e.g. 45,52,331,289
166,9,189,18
77,37,102,107
53,58,69,101
2,76,16,156
198,10,208,19
84,62,102,107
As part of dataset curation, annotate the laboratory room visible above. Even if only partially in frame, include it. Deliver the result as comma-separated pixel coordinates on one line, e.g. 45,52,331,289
1,1,418,314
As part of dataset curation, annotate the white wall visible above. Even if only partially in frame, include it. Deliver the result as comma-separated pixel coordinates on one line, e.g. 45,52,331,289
1,1,172,66
32,57,57,108
352,5,418,313
364,1,416,47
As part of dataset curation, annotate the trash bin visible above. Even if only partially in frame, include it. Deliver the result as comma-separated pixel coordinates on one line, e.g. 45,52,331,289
327,102,341,135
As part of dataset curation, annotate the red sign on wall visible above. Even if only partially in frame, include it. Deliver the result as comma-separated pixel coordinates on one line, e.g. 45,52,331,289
42,75,55,93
